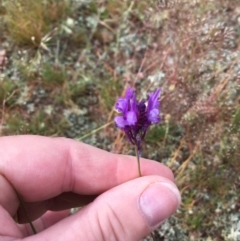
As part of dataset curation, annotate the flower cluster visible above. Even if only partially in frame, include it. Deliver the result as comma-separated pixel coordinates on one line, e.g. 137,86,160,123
114,88,161,148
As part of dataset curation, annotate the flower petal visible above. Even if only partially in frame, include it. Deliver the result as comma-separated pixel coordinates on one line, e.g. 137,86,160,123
148,88,161,109
115,88,134,113
125,88,134,99
114,87,161,145
148,108,160,123
126,111,137,125
115,98,127,112
114,116,126,128
147,88,161,123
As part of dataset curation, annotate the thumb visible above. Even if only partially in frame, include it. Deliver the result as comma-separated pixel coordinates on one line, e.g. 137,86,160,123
30,176,181,241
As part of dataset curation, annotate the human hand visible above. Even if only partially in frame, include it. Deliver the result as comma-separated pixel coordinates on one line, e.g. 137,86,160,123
0,135,181,241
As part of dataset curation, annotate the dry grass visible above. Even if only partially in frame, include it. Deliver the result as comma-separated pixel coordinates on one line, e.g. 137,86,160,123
3,0,70,48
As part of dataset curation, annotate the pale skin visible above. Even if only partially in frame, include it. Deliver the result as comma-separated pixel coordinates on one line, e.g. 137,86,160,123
0,135,180,241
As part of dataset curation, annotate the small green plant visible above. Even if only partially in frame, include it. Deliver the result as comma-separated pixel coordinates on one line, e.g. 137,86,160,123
0,78,18,107
41,64,67,86
4,111,27,135
4,109,67,136
146,125,166,143
231,108,240,133
4,0,70,48
100,77,122,112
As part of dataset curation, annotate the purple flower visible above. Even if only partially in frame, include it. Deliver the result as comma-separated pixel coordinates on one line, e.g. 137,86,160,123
114,88,161,147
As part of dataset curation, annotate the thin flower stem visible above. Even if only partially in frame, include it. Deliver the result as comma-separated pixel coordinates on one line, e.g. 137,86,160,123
134,145,156,241
15,189,37,234
134,145,142,177
151,232,157,241
76,121,114,141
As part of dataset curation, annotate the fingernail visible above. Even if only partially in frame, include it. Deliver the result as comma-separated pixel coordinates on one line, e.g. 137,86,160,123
139,182,181,227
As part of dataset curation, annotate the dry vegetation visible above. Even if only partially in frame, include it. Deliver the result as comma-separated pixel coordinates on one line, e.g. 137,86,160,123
0,0,240,240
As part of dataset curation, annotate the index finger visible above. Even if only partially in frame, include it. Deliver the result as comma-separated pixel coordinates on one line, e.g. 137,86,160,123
0,135,174,203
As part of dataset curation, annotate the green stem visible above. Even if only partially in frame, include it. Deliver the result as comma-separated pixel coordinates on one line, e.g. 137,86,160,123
77,121,114,141
15,189,37,234
134,145,142,177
